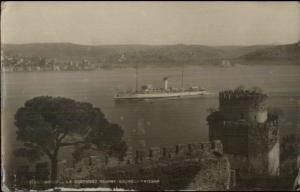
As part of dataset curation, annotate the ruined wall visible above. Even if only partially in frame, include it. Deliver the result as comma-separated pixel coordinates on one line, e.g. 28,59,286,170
209,119,280,178
187,155,231,190
55,140,231,190
268,141,280,176
15,140,232,191
104,155,231,191
130,140,223,165
104,140,231,191
70,140,223,170
57,155,110,181
248,119,280,176
227,154,249,178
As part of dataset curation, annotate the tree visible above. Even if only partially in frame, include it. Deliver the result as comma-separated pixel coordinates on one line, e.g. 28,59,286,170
235,85,245,92
250,86,263,94
14,96,127,184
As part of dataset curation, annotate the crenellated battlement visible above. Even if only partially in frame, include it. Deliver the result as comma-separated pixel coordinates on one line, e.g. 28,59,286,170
218,89,268,121
220,118,279,128
219,90,267,102
53,139,230,190
124,140,223,165
219,90,267,111
56,140,224,181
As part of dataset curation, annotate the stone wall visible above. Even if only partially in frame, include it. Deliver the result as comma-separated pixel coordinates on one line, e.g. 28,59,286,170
208,119,280,177
268,141,280,176
248,119,280,176
219,90,267,121
130,140,223,165
208,88,280,178
15,140,232,191
54,140,231,190
103,140,231,191
187,155,231,190
66,140,223,173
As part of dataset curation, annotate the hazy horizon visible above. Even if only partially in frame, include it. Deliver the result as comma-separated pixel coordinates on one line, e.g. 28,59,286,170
2,41,299,47
1,1,300,46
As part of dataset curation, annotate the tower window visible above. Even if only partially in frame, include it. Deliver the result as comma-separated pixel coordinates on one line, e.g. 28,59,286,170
176,145,179,154
105,155,109,165
188,144,192,153
240,113,244,120
163,148,167,156
88,157,92,166
149,149,153,158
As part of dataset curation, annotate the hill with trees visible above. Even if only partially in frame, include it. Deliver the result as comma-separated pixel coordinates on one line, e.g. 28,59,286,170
241,41,300,63
2,42,299,69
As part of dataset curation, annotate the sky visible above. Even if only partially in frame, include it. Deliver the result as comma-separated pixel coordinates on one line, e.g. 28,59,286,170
1,1,300,46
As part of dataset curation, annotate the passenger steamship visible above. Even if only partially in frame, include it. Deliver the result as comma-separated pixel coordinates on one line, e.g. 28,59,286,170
114,64,211,100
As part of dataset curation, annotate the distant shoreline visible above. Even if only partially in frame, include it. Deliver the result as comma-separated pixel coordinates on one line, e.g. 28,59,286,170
2,42,299,72
2,62,300,73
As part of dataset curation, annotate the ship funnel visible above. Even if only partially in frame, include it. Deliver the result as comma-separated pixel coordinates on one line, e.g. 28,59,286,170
163,77,168,90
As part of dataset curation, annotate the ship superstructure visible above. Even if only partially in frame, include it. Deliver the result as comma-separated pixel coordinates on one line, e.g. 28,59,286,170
114,64,211,100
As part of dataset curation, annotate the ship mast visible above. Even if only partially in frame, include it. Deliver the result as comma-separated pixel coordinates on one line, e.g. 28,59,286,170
181,63,184,91
135,63,139,93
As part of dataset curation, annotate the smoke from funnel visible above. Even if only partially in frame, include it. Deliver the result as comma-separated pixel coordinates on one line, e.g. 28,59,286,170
163,77,168,90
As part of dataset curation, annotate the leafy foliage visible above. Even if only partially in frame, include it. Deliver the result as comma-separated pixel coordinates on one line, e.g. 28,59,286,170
14,96,127,181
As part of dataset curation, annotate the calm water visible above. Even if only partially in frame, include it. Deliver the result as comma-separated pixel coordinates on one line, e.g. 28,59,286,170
2,65,300,174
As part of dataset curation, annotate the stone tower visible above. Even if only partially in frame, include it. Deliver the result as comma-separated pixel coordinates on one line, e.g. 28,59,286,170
207,88,279,178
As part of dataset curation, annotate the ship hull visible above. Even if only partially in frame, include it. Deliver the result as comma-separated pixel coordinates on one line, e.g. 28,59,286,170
114,91,210,100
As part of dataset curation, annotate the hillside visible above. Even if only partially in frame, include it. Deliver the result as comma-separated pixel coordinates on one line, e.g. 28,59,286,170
2,42,299,68
1,43,267,64
2,43,219,65
242,42,300,62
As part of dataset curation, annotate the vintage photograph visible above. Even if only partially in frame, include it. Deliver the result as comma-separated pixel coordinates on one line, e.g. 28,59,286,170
1,1,300,191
